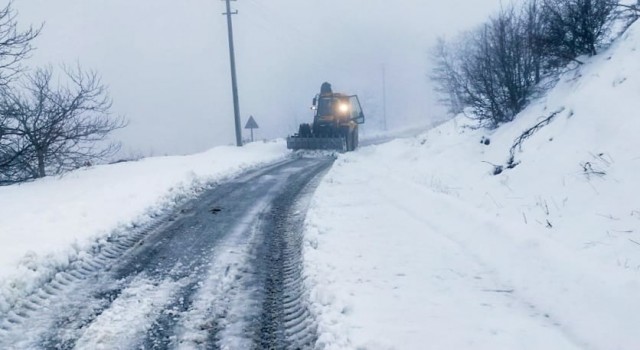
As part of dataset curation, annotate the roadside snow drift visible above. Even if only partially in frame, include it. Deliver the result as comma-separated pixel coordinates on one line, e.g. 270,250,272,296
304,21,640,350
0,140,289,312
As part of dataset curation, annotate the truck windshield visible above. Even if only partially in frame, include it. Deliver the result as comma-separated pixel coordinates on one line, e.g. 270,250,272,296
317,97,333,116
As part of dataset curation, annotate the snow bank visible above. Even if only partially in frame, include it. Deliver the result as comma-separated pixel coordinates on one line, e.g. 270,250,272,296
0,140,289,312
304,21,640,349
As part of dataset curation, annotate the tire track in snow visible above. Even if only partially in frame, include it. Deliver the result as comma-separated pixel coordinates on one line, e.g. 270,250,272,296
175,155,330,349
0,215,175,349
73,276,182,350
252,156,331,349
0,156,332,349
145,196,274,349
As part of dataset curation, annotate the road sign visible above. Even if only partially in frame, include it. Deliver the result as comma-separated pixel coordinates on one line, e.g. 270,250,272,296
244,115,259,142
245,115,259,129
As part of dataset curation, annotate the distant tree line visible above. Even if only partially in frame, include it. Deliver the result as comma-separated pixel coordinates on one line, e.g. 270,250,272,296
0,2,125,185
431,0,637,128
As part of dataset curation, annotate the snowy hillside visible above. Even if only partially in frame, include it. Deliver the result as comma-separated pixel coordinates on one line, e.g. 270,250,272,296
0,141,288,313
304,20,640,349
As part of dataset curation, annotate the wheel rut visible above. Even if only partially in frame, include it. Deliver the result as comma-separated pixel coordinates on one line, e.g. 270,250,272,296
0,155,333,349
253,175,323,350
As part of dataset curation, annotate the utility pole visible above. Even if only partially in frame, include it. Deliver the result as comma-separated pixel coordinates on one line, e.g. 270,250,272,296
382,64,388,131
223,0,243,146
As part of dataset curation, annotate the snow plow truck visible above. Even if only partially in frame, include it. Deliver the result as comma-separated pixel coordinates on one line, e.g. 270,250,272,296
287,82,365,152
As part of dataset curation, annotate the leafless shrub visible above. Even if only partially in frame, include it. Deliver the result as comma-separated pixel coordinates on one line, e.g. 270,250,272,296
431,0,620,128
537,0,619,64
431,4,547,127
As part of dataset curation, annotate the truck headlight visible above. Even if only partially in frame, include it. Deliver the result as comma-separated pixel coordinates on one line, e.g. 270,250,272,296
338,103,350,113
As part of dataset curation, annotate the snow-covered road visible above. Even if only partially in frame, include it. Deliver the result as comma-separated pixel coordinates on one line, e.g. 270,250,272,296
0,155,332,349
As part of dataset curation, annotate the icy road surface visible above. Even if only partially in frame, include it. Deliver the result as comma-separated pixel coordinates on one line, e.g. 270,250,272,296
0,155,333,349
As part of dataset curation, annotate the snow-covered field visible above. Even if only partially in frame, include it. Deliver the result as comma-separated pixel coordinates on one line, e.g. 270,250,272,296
0,140,289,312
304,21,640,350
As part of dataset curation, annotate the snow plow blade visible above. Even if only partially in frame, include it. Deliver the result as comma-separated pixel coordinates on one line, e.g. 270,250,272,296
286,136,346,151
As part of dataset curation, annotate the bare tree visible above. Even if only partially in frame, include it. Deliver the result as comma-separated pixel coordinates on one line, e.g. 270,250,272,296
0,129,32,184
1,111,17,168
522,0,546,81
616,1,640,28
430,38,465,116
0,66,126,182
0,2,41,87
431,6,544,127
0,2,40,183
538,0,618,64
430,0,623,128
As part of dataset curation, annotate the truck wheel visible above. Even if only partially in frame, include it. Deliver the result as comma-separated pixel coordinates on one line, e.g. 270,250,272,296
343,127,352,151
348,129,355,151
346,128,357,152
353,128,359,150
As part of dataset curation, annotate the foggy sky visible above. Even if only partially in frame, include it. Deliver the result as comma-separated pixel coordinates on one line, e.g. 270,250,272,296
13,0,508,156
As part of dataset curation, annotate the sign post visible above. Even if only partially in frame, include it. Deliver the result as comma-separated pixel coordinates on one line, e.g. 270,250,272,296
244,115,259,142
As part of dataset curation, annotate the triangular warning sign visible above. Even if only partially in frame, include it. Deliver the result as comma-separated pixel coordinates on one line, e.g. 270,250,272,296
244,115,259,129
